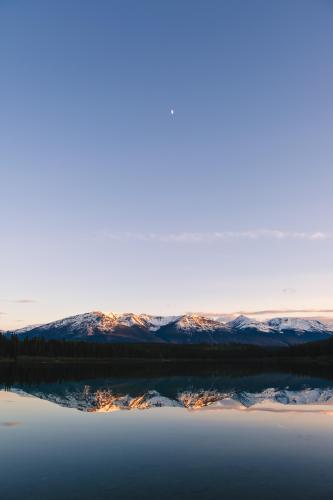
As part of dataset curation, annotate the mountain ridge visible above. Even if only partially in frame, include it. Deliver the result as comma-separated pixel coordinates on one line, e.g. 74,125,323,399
6,311,332,347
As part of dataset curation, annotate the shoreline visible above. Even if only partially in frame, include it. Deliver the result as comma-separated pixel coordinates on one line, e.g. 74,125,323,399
1,354,333,367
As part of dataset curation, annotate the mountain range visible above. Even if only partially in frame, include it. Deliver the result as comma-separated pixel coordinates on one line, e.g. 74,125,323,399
7,311,333,346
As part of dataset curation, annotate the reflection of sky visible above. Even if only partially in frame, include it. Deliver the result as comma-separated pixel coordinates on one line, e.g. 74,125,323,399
2,390,333,499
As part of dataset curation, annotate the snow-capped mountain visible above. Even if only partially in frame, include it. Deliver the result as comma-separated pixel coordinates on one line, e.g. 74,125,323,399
175,315,223,331
266,317,328,333
226,315,329,336
152,314,234,344
13,312,180,336
12,312,172,343
8,311,333,346
227,315,271,332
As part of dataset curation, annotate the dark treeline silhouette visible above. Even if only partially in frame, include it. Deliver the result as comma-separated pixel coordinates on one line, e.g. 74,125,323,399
2,332,333,361
0,333,269,359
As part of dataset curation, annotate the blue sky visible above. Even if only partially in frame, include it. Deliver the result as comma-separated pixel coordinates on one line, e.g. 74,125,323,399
1,0,333,329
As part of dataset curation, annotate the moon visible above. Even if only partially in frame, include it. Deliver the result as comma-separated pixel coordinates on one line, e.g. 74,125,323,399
170,109,174,115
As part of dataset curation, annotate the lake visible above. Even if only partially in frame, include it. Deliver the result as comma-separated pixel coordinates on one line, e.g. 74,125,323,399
1,364,333,500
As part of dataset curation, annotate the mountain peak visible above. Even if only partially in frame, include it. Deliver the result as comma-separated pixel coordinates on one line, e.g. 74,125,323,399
227,315,271,332
267,317,328,333
175,315,223,331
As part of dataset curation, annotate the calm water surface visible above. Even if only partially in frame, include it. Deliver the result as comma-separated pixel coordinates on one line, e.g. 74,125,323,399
1,367,333,500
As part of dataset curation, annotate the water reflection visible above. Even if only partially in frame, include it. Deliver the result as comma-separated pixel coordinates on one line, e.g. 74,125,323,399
2,365,333,500
2,365,333,413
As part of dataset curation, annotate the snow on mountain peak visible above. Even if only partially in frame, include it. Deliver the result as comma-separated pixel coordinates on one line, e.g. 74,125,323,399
226,315,329,334
267,317,328,333
10,311,332,343
175,314,223,331
227,315,271,332
144,315,181,331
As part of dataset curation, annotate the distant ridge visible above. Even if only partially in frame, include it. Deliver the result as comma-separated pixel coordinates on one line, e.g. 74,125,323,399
6,311,332,347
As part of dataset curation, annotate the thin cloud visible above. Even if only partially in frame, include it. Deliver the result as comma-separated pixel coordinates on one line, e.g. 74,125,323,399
100,230,330,243
282,288,297,295
234,309,333,316
190,312,236,322
199,309,333,319
0,299,38,304
12,299,37,304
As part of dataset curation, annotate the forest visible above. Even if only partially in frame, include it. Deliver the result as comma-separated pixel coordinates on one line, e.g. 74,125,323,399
1,333,333,361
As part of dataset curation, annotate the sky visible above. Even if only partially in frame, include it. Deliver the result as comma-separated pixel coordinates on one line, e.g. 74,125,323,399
1,0,333,329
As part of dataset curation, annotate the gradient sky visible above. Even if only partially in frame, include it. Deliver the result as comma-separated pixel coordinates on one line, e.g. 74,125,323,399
1,0,333,329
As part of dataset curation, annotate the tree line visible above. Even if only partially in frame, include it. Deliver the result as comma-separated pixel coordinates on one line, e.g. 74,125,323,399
1,333,333,360
0,334,272,359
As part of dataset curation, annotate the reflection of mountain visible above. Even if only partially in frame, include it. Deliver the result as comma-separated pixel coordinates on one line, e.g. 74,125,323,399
7,373,333,413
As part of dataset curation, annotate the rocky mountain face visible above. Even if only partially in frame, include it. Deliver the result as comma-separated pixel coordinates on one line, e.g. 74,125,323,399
8,311,333,346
